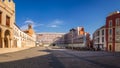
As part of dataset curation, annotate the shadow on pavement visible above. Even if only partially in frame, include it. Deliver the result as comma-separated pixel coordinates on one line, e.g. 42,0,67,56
0,48,65,68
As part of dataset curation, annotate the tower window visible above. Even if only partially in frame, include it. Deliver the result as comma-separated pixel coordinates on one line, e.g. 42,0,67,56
6,16,10,27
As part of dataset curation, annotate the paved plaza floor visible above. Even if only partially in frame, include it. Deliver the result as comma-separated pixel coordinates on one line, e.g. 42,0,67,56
0,47,120,68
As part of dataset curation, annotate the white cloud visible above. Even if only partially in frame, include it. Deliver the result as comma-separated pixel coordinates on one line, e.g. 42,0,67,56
20,19,44,30
47,19,63,28
49,25,58,28
24,20,34,24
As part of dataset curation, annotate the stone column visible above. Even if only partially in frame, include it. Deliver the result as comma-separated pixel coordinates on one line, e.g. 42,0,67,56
10,39,12,48
10,30,14,48
1,30,4,48
8,39,10,48
7,35,10,48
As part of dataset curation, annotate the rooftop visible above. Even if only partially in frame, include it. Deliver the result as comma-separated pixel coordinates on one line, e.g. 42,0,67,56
108,11,120,16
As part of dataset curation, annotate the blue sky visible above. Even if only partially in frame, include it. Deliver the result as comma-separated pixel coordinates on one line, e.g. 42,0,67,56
14,0,120,35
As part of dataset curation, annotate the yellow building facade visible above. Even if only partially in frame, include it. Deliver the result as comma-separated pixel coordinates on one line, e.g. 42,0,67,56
0,0,36,48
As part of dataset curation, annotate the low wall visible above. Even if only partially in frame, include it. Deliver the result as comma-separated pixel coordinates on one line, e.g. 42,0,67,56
56,44,86,48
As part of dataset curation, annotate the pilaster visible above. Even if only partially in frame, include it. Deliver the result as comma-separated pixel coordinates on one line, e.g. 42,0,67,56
1,37,4,48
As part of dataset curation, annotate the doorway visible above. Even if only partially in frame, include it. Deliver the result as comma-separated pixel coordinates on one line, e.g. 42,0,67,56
109,45,112,52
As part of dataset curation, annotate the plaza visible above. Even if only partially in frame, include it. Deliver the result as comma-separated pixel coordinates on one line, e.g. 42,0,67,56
0,0,120,68
0,47,120,68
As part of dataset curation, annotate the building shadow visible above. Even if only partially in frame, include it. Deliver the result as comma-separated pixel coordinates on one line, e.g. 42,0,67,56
0,48,65,68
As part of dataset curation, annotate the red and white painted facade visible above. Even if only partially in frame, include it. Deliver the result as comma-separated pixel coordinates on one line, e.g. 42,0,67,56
93,11,120,52
106,11,120,52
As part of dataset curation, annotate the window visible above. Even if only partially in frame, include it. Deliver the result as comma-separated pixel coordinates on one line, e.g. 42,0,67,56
116,36,120,42
8,0,11,2
116,28,120,35
98,38,100,43
102,37,104,42
109,20,112,27
109,29,112,35
97,31,100,36
0,12,1,24
116,18,120,26
102,30,104,35
2,0,5,2
39,34,43,36
6,16,10,27
109,37,112,42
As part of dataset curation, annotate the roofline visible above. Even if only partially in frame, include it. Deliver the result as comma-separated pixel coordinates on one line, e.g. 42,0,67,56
36,32,66,34
93,25,105,34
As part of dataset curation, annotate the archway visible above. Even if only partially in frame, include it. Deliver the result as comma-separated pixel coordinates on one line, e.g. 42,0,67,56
4,30,10,48
0,28,2,48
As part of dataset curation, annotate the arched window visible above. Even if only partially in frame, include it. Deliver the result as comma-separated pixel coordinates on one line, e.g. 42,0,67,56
116,18,120,26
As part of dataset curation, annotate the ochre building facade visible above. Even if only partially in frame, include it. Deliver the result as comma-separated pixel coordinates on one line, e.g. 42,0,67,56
0,0,36,48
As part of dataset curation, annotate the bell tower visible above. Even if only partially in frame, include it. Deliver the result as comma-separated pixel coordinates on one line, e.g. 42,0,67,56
26,24,35,37
28,24,33,29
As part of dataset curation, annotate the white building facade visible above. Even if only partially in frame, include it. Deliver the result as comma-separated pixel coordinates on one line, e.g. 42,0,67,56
13,24,36,48
64,27,90,49
93,26,106,50
37,32,65,47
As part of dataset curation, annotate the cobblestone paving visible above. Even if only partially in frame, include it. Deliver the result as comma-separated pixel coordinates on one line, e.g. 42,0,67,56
0,47,120,68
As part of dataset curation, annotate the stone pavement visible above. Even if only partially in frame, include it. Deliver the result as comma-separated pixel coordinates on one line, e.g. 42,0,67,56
49,48,120,68
0,47,50,68
0,47,120,68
